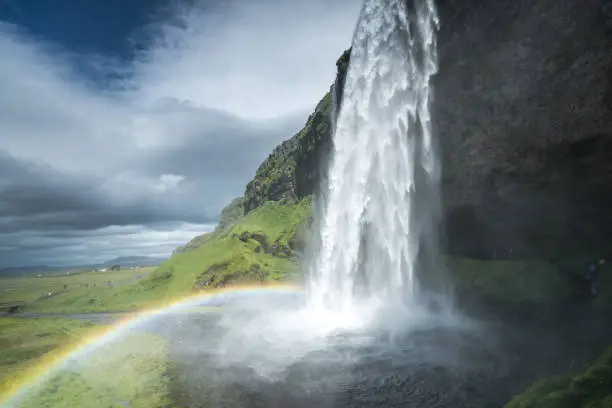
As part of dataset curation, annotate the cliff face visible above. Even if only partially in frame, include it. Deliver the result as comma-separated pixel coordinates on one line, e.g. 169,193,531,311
434,0,612,256
243,50,350,213
243,0,612,257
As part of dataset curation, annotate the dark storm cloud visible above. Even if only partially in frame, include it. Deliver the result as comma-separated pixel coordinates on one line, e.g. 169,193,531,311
0,152,208,231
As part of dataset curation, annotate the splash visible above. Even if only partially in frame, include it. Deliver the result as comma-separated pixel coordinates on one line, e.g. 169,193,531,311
308,0,442,313
0,284,302,408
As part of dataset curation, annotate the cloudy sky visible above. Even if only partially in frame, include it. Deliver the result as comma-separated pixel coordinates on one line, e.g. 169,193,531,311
0,0,362,268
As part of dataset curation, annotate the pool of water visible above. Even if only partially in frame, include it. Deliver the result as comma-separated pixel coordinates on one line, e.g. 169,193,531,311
143,302,612,408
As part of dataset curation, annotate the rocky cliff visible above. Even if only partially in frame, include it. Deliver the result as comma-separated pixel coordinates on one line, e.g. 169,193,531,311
243,0,612,259
243,50,350,213
435,0,612,257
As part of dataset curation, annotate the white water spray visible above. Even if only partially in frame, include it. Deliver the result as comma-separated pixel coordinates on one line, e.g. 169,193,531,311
307,0,441,314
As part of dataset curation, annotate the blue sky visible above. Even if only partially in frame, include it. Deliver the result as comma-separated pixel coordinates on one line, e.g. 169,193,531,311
0,0,163,85
0,0,362,267
1,0,155,55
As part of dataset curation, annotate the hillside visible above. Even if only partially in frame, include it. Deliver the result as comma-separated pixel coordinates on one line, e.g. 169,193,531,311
145,199,312,295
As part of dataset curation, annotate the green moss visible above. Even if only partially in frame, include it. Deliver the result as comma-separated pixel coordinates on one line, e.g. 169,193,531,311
505,346,612,408
117,199,314,300
243,72,339,213
243,136,301,213
336,48,351,74
0,318,97,396
13,333,172,408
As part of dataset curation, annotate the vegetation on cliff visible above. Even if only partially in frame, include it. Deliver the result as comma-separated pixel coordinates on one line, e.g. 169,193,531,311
243,93,332,213
147,198,312,295
505,346,612,408
216,196,245,232
243,49,351,214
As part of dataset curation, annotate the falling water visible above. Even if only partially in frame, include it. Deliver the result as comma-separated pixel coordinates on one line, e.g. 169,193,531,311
307,0,442,314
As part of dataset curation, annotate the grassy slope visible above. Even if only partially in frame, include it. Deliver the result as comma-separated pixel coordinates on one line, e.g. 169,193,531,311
152,198,312,295
505,346,612,408
0,268,154,305
5,268,156,314
15,200,311,314
215,196,245,232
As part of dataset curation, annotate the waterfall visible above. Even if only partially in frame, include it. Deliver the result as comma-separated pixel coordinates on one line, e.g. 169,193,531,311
307,0,443,313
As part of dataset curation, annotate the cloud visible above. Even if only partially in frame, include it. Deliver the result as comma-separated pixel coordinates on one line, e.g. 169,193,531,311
0,0,362,267
0,224,216,267
133,0,363,119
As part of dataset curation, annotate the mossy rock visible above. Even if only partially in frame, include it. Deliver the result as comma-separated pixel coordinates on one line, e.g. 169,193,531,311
242,48,351,215
505,346,612,408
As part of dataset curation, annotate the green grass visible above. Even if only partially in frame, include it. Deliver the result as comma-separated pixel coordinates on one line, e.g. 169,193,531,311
0,317,97,396
9,332,172,408
0,317,172,408
150,198,312,296
0,267,154,304
4,200,311,315
215,196,245,232
0,268,156,314
505,346,612,408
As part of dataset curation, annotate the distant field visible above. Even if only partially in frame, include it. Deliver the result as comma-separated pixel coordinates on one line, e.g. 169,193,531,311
0,267,156,313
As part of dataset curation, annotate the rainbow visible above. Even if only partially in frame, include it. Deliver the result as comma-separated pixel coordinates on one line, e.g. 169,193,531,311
0,283,303,408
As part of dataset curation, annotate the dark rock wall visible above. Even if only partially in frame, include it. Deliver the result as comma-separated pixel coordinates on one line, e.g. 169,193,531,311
435,0,612,256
